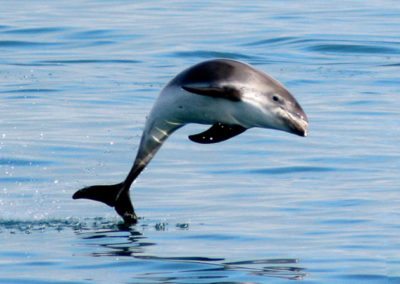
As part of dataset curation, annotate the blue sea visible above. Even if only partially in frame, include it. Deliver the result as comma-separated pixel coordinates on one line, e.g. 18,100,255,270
1,1,399,283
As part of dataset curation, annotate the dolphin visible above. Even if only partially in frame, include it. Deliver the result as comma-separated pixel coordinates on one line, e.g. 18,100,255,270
73,59,308,223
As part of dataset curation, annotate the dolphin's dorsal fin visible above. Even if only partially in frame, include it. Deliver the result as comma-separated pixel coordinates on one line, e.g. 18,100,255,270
189,123,246,144
182,85,241,101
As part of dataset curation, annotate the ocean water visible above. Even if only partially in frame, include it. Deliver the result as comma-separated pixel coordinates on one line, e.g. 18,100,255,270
1,1,399,283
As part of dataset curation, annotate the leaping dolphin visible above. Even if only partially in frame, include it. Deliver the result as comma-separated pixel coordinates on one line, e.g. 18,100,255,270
73,59,308,224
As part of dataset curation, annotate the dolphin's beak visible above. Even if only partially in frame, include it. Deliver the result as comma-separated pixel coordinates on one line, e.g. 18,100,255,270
284,109,309,137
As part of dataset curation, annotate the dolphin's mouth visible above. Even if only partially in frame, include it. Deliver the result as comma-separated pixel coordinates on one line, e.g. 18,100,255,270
283,111,309,137
290,119,308,136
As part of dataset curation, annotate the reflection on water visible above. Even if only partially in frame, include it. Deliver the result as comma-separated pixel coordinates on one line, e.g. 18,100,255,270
80,228,306,282
0,218,307,282
132,258,306,282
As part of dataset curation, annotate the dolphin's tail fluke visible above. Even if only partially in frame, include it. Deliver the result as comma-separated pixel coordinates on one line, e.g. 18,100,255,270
72,182,137,224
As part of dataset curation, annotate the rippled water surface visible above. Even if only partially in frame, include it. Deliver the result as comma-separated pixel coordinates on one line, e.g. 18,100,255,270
1,1,400,283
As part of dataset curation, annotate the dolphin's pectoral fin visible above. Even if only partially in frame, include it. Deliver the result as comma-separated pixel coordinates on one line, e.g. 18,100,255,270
73,183,137,224
182,85,241,101
189,123,247,144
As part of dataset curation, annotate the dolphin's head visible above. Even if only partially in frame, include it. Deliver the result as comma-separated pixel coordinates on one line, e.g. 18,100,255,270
240,78,308,137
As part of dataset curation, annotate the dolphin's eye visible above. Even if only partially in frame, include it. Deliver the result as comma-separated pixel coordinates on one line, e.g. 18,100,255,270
272,95,282,103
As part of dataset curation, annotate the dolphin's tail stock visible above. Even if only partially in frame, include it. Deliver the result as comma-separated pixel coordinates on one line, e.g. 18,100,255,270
73,182,137,224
